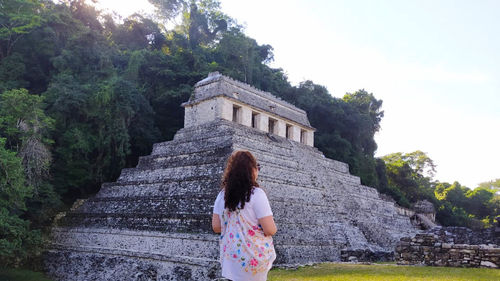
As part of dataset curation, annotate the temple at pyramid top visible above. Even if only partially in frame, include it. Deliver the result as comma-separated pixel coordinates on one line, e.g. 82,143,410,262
181,72,315,146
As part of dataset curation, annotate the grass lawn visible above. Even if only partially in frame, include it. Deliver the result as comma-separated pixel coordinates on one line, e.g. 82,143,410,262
0,268,53,281
268,263,500,281
2,263,499,281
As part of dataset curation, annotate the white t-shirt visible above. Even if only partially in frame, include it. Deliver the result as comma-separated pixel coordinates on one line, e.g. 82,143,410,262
213,187,276,281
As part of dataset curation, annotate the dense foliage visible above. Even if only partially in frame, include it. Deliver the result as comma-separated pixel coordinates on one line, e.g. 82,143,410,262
382,151,499,228
0,0,497,267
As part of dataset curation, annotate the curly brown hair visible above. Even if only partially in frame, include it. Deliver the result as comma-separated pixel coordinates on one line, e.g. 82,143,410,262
221,150,259,212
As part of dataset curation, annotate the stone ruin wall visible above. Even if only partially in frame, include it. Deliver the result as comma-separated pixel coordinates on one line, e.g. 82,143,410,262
396,226,500,269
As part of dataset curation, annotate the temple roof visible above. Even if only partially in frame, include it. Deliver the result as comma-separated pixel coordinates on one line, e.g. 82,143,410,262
182,72,313,129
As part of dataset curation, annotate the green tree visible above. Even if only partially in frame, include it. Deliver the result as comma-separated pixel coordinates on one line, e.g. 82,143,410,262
382,151,436,207
436,201,470,227
433,181,497,228
478,178,500,192
0,88,61,228
0,137,41,266
186,3,227,48
106,14,167,51
148,0,187,20
342,90,384,187
489,196,500,221
215,28,272,83
0,88,54,185
434,181,468,209
45,74,158,200
465,187,495,219
0,0,43,59
342,89,384,133
0,53,27,92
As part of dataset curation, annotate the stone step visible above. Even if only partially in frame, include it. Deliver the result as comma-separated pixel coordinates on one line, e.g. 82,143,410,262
93,187,336,217
99,182,382,223
151,134,294,163
257,171,360,193
340,225,372,249
268,196,412,229
76,195,342,228
261,173,375,201
136,146,231,170
57,212,213,233
147,122,351,181
58,196,402,248
260,182,327,204
105,173,222,189
47,234,343,274
97,179,222,199
171,120,299,156
253,154,356,185
175,120,297,152
50,226,346,254
171,120,235,140
93,181,405,232
237,142,350,177
117,162,223,183
272,222,349,243
52,221,360,263
232,134,294,154
141,151,312,184
144,145,304,179
76,196,216,215
44,248,219,281
274,244,342,264
120,152,349,191
50,227,218,260
242,148,298,169
229,128,349,174
151,134,233,156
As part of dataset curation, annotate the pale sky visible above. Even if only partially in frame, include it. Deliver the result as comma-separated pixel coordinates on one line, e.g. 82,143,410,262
93,0,500,188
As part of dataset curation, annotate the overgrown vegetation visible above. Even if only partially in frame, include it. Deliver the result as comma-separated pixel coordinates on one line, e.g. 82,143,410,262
0,0,498,268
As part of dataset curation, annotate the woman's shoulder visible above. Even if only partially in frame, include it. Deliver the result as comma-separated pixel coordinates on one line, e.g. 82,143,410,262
216,190,225,200
252,186,264,193
251,187,267,198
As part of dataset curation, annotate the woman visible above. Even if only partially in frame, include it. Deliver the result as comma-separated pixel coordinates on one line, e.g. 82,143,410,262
212,150,277,281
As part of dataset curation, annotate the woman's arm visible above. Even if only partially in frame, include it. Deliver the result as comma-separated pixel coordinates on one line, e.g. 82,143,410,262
212,213,221,233
258,215,277,236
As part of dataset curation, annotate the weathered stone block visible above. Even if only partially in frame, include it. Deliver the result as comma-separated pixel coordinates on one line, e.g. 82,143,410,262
442,243,453,249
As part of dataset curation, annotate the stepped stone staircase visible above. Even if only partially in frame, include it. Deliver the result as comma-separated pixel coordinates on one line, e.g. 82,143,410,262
45,76,418,281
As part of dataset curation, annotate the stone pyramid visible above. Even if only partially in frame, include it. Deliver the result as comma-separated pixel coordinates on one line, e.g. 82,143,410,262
45,73,418,281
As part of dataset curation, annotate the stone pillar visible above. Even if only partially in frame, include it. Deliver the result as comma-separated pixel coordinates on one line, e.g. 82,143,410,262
256,114,268,133
307,130,314,147
276,120,286,138
291,126,301,142
240,106,252,127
